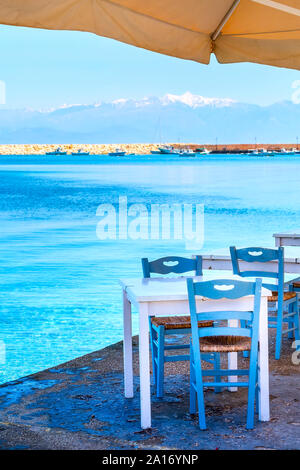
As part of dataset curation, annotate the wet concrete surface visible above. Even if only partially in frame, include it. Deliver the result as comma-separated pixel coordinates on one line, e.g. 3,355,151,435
0,331,299,450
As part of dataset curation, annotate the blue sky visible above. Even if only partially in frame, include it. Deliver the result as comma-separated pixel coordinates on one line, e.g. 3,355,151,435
1,25,300,109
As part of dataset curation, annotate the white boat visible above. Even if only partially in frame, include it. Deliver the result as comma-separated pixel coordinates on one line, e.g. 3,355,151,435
277,148,300,155
247,148,274,156
196,147,211,155
246,148,259,155
258,148,275,156
178,148,196,157
157,145,179,155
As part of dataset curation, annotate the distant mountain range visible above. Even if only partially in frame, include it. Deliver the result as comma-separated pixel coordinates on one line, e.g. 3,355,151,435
0,91,300,144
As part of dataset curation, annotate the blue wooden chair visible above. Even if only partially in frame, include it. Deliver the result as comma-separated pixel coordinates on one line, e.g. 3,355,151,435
187,278,262,430
290,279,300,293
142,256,220,398
230,246,299,360
289,281,300,327
289,278,300,299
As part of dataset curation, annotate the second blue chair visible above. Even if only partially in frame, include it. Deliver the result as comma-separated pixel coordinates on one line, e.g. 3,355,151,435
142,255,220,398
230,246,299,359
187,278,262,430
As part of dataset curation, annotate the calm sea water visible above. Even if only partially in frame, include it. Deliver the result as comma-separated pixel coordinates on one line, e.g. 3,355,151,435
1,154,300,384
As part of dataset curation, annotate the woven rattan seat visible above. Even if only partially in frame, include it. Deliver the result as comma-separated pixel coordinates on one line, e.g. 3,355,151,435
292,281,300,289
151,316,213,330
199,335,251,353
268,291,296,302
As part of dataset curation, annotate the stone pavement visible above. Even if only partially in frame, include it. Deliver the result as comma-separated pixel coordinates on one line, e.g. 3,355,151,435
0,332,299,450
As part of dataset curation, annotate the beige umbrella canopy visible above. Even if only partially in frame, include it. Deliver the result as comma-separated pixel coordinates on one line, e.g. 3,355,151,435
0,0,300,70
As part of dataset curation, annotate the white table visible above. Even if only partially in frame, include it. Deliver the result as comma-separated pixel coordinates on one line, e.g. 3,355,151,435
201,253,300,274
120,276,271,429
274,232,300,247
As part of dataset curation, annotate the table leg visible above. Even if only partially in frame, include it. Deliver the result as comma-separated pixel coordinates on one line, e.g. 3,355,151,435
258,296,270,421
138,302,151,429
228,319,238,392
123,289,133,398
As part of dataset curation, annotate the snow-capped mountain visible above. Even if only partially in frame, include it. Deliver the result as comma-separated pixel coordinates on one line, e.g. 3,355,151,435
160,91,235,108
99,92,235,109
0,92,299,144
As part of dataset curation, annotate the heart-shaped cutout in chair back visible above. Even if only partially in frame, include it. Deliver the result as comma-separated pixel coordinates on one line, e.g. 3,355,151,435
163,260,179,267
213,284,235,291
248,250,263,257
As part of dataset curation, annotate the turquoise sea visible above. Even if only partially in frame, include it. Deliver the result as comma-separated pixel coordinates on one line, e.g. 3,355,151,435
1,154,300,384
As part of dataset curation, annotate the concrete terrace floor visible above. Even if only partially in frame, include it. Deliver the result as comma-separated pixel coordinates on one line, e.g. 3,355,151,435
0,331,299,450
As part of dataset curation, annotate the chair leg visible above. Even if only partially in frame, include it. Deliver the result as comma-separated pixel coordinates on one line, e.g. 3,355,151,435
288,320,294,339
156,325,165,398
255,367,259,415
192,357,206,430
241,321,249,357
294,300,300,343
149,318,157,387
189,352,197,414
214,353,222,393
288,301,295,339
275,299,284,360
246,364,256,429
196,375,206,430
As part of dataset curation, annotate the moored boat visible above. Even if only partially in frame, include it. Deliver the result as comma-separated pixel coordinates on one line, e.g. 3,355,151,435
108,148,126,156
257,148,275,156
195,147,211,155
157,145,179,155
275,148,300,155
247,148,275,156
178,148,196,157
246,148,259,156
46,147,67,156
71,148,90,156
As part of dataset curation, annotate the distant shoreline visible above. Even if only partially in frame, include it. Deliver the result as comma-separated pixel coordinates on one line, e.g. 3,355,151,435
0,143,298,155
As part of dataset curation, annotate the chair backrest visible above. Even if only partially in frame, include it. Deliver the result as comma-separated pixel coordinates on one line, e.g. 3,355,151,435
142,255,202,278
230,246,284,291
187,278,262,361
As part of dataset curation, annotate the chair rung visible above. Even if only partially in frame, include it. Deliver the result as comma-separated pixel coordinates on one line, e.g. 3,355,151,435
165,354,189,362
268,318,296,325
164,344,189,350
201,369,250,377
191,380,256,390
164,328,192,335
203,382,249,388
283,312,298,319
283,327,297,334
284,298,297,305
